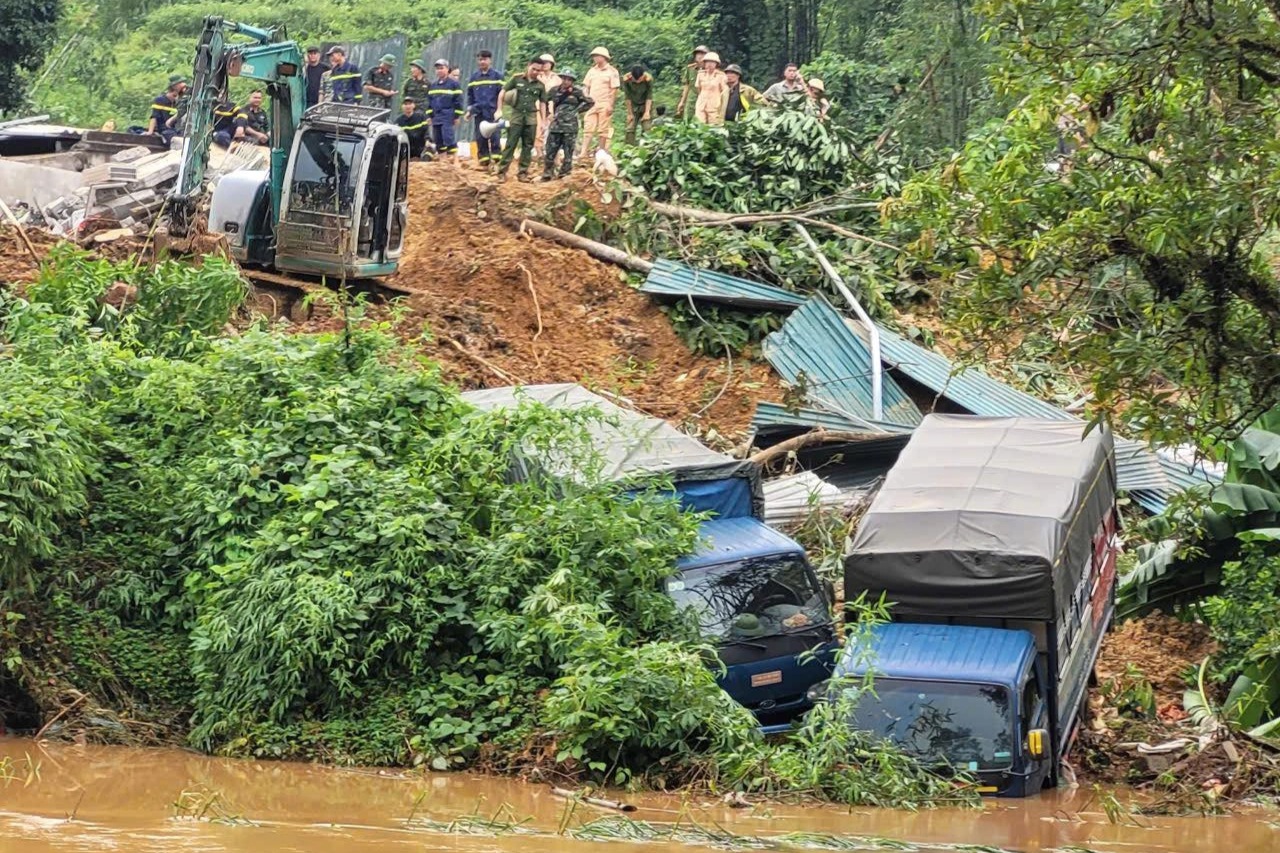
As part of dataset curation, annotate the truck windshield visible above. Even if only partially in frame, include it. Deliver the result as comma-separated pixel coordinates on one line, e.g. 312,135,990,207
666,555,829,641
291,131,365,215
846,679,1014,770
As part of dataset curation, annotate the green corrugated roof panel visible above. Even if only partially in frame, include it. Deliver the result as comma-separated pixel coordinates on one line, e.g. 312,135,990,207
762,296,923,428
640,259,807,310
752,401,917,435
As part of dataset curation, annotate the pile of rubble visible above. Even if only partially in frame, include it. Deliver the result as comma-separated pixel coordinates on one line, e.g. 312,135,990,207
0,118,265,241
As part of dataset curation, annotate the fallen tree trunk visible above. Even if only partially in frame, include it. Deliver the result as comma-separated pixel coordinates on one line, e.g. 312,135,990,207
641,199,900,253
749,428,886,468
518,219,653,273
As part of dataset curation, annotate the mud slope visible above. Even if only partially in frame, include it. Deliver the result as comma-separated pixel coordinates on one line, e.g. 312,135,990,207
383,160,782,433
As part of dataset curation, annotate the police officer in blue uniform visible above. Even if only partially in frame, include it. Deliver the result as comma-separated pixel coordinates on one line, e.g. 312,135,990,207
326,47,362,104
147,75,187,144
466,49,504,167
425,58,464,155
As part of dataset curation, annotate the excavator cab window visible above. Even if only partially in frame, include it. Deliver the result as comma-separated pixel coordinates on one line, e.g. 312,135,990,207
291,130,364,216
361,134,397,257
388,143,409,252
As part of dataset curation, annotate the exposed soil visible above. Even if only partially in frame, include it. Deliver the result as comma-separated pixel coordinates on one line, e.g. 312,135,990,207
295,160,782,434
1096,613,1217,709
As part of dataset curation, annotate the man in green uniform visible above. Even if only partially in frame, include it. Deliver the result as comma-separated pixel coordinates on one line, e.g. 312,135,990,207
497,58,549,182
621,64,653,145
363,54,397,109
676,45,708,121
542,68,593,180
403,60,430,106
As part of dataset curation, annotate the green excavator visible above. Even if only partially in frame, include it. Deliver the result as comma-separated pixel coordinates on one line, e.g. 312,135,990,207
168,17,409,280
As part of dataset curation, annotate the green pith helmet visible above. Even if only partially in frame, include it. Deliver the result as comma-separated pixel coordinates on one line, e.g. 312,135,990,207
731,613,767,638
380,54,397,65
168,74,187,87
410,59,426,72
559,67,577,79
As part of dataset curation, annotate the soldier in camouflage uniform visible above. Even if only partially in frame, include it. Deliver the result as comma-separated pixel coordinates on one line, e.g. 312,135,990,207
542,69,593,180
403,60,430,107
497,58,550,182
363,54,398,109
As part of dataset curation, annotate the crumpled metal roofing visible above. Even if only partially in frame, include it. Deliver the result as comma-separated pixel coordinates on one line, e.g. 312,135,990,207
762,471,850,526
751,401,916,435
640,259,807,310
762,296,923,428
854,321,1219,511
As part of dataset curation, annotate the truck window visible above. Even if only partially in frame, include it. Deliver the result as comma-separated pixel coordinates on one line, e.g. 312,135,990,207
846,679,1014,771
290,131,366,216
666,555,829,641
1021,675,1042,731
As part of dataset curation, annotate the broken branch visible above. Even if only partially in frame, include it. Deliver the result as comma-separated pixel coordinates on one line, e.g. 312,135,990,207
750,429,885,468
518,219,654,273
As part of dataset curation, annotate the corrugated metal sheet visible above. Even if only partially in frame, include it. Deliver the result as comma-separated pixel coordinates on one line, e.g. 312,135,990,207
326,36,408,113
762,471,849,525
763,297,923,428
836,623,1035,685
751,401,917,435
641,259,807,310
420,29,511,144
857,321,1220,503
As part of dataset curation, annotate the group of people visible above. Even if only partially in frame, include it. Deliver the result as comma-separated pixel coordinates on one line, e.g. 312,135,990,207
145,40,833,184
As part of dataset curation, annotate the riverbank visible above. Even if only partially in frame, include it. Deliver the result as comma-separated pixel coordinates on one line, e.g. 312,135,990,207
2,739,1278,853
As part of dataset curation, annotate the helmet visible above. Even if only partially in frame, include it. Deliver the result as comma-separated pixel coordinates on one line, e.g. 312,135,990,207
380,54,397,65
589,46,611,60
502,89,518,107
703,52,721,65
725,64,744,76
693,45,709,55
168,73,187,86
539,53,555,64
807,77,826,93
410,59,426,72
560,67,577,79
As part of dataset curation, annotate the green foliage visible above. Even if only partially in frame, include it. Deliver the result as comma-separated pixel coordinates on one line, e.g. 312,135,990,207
662,300,782,357
35,0,700,126
0,0,61,116
898,0,1280,445
623,110,862,212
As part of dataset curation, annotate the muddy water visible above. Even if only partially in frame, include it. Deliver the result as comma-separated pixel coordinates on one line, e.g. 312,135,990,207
0,739,1275,853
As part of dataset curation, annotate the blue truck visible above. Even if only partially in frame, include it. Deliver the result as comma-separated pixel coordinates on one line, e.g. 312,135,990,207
831,415,1120,797
461,384,838,728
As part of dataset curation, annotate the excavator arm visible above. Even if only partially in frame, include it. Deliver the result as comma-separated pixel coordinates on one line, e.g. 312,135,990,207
168,16,304,236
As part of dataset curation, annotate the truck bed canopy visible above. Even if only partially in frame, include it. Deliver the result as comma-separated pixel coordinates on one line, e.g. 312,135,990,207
460,384,764,518
845,415,1116,621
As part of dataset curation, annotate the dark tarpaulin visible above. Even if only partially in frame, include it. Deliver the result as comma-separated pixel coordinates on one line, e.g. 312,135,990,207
844,415,1116,621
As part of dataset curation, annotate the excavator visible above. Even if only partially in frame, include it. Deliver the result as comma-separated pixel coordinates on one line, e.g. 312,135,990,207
168,17,409,280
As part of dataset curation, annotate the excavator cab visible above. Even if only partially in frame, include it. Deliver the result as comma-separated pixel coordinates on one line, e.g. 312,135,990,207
275,103,408,279
209,103,407,280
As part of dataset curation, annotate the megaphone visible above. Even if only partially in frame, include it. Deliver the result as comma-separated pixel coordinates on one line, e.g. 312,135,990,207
479,119,508,139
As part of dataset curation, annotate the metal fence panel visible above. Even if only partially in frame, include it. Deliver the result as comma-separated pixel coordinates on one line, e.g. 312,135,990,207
323,35,408,115
420,29,511,144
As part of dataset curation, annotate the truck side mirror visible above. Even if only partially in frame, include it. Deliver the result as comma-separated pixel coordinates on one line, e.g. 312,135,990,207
1026,728,1049,761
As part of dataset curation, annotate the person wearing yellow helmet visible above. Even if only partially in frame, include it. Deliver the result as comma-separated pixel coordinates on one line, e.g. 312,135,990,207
579,47,620,158
694,51,728,126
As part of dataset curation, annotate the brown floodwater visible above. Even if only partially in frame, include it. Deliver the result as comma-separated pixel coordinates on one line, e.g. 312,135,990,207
0,738,1276,852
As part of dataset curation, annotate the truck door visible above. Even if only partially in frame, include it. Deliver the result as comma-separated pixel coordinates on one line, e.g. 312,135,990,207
1020,660,1053,794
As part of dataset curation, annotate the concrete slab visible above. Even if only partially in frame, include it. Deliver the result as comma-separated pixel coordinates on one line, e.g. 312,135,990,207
0,158,83,208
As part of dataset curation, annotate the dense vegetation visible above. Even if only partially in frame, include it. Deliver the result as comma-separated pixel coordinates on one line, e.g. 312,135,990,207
0,248,969,806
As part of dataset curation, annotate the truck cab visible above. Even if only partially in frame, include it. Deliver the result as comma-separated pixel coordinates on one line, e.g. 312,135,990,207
671,517,838,728
821,623,1052,797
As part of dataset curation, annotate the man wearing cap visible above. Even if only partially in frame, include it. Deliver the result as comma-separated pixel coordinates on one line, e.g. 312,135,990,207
676,45,708,121
363,54,398,109
147,75,186,143
535,54,560,157
694,51,728,125
763,63,807,106
404,60,430,107
579,47,620,158
497,58,550,181
327,47,362,104
395,98,430,158
542,68,593,181
722,64,760,122
621,64,653,145
304,46,325,108
426,58,464,156
466,50,504,168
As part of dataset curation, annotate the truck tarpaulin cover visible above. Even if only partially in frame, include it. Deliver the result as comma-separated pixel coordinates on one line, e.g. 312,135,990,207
845,415,1116,621
460,384,764,518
